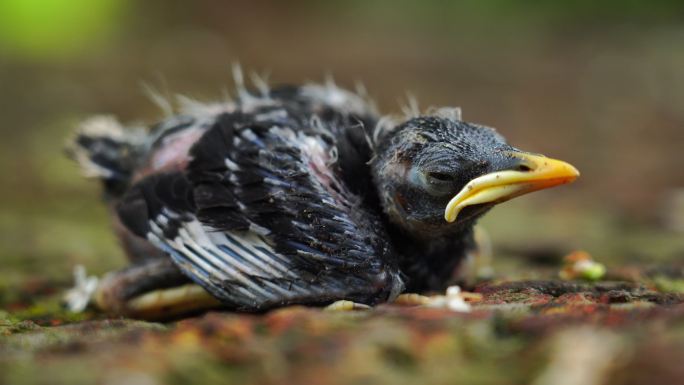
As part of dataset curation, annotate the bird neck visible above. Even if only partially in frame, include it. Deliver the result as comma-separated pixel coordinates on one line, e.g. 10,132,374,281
386,220,477,292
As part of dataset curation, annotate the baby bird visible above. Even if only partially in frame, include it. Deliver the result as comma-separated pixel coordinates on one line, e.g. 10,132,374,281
68,75,578,319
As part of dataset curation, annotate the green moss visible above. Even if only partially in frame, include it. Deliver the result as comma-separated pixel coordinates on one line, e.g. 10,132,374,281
652,276,684,293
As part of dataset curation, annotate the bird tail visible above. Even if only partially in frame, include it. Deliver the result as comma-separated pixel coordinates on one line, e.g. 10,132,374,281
66,115,146,197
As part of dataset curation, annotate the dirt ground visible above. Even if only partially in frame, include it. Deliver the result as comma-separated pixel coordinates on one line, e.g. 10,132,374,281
2,267,684,385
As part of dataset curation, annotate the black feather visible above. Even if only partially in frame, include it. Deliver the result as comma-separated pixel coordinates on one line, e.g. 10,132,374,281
113,85,403,310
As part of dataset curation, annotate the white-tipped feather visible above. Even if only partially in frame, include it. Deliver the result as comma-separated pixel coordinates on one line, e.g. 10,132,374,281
428,106,462,121
70,115,145,179
77,115,127,140
231,62,248,99
141,82,174,117
400,92,420,118
250,70,271,97
372,114,401,147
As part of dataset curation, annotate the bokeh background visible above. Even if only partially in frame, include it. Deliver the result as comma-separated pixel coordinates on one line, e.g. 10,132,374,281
1,0,684,290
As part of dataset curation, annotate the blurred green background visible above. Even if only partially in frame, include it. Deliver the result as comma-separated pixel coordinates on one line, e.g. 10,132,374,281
1,0,683,289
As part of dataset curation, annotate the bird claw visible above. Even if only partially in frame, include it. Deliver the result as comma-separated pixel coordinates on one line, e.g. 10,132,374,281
62,265,99,312
324,300,372,311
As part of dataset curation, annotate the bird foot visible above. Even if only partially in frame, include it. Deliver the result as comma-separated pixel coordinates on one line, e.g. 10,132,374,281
324,300,372,311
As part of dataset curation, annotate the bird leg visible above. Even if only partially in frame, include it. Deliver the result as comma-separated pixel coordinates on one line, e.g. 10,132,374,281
324,300,372,311
94,258,222,320
393,293,431,306
122,283,222,320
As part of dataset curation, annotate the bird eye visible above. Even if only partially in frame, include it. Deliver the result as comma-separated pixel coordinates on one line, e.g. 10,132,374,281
426,171,456,182
408,168,458,196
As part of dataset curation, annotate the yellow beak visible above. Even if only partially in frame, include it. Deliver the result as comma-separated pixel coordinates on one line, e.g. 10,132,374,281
444,152,580,223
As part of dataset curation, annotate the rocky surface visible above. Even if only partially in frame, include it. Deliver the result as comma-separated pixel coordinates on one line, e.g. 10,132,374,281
2,272,684,385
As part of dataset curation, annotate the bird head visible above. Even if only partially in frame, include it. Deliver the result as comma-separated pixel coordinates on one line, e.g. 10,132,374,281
371,110,579,237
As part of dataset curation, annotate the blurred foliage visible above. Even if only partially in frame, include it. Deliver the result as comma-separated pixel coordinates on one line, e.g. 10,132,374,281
0,0,127,60
331,0,684,24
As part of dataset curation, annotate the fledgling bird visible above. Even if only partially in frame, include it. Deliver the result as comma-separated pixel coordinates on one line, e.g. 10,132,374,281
68,74,578,319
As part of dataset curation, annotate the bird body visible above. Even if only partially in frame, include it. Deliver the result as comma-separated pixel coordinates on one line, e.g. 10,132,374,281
69,77,578,317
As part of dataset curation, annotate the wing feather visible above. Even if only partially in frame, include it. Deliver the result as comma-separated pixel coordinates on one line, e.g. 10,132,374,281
117,94,402,310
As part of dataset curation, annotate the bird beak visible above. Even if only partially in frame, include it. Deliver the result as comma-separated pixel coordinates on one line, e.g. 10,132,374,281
444,152,580,223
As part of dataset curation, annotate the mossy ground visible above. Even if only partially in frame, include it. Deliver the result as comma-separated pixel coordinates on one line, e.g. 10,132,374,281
2,277,684,385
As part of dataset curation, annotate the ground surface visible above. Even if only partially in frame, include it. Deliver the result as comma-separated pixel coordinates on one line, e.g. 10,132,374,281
2,254,684,385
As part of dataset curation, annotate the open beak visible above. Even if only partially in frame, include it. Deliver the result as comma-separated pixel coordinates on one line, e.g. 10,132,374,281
444,152,580,223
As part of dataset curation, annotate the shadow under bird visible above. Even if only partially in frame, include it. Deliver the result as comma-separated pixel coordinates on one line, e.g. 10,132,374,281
67,77,579,319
